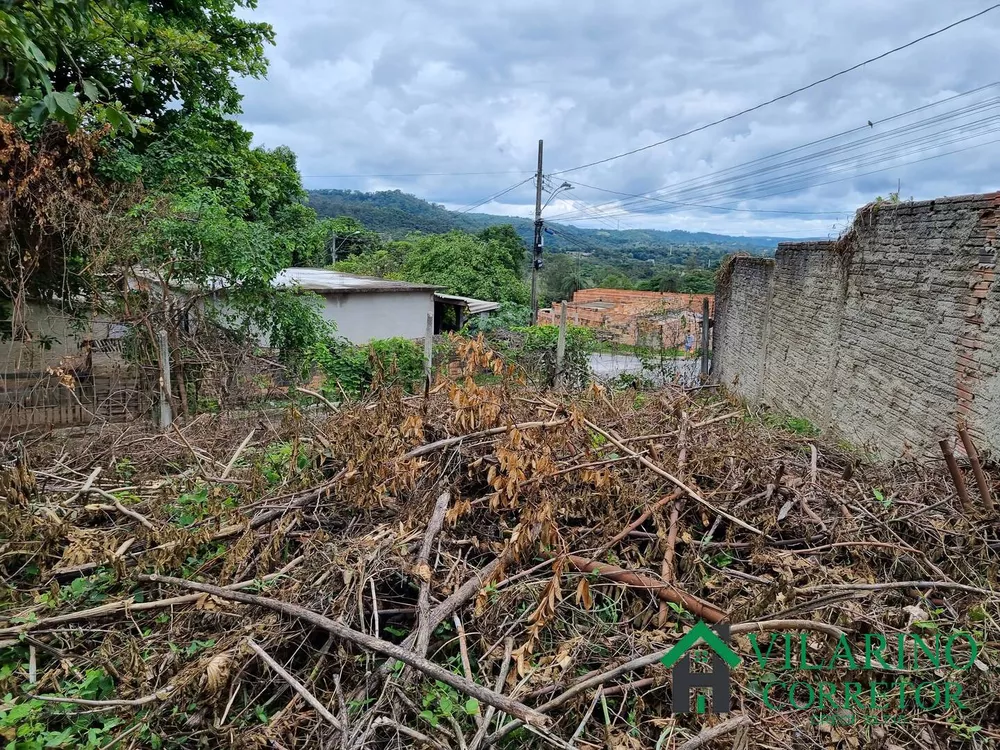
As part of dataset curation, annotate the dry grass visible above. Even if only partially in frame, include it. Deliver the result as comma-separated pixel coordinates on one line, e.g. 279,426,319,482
1,337,998,749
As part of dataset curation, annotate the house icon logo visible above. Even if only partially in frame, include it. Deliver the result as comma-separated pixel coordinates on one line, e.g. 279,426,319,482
661,622,741,714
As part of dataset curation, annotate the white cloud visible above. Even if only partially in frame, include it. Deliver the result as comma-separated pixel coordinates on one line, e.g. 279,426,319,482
237,0,1000,236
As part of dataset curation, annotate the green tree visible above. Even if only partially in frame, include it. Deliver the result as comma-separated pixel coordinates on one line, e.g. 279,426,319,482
541,254,592,304
401,231,529,304
598,272,632,290
476,224,527,275
1,0,273,131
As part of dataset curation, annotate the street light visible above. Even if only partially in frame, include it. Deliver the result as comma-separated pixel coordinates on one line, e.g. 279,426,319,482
330,231,361,265
542,182,573,211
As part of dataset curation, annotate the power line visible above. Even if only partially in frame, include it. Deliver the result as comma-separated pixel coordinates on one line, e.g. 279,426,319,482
559,180,856,217
565,135,1000,223
455,176,535,214
550,4,1000,176
306,170,535,178
547,90,1000,221
548,84,1000,219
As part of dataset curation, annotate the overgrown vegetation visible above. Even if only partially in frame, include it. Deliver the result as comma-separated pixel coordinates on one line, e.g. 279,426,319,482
0,0,338,371
1,339,996,749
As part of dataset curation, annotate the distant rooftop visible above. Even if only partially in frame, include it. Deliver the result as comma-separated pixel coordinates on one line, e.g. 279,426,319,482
273,268,440,294
434,293,500,315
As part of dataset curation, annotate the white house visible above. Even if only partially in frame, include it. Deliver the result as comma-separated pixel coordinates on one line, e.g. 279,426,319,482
272,268,440,344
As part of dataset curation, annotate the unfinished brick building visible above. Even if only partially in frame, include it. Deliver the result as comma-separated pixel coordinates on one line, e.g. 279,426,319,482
539,288,713,350
714,191,1000,460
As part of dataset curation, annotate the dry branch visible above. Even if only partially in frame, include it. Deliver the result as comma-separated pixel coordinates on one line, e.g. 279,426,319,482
246,637,344,730
677,715,751,750
140,574,551,729
402,418,570,459
562,554,727,623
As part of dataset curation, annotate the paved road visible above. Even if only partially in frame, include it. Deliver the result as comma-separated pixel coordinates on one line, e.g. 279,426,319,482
588,352,705,387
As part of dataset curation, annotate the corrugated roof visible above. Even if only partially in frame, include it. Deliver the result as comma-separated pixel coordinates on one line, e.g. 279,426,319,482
273,268,440,294
434,293,501,315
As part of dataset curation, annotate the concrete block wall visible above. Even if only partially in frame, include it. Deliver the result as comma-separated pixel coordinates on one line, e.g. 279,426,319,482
714,192,1000,459
713,258,773,401
764,241,845,428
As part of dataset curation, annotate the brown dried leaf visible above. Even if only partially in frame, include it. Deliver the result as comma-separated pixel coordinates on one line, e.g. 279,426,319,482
205,651,232,696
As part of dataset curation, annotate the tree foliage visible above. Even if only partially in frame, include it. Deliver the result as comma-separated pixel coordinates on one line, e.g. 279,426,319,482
0,0,272,131
0,1,337,363
337,226,529,305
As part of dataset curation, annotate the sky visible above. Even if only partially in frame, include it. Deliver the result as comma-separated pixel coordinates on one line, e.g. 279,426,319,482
237,1,1000,238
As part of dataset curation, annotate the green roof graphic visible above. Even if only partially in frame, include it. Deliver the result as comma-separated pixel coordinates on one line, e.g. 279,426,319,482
661,621,741,669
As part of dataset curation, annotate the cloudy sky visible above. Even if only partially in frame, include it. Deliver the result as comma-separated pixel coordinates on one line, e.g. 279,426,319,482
237,1,1000,238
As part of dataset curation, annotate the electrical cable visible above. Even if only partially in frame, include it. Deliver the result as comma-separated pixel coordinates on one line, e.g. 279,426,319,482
455,176,535,214
549,87,1000,218
549,5,1000,176
546,92,1000,221
306,170,535,178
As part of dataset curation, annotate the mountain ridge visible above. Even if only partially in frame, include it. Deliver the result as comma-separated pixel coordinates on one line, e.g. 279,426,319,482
305,188,806,255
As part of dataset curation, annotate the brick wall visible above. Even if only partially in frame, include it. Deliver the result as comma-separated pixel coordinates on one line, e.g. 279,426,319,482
571,288,714,316
715,192,1000,459
539,288,713,349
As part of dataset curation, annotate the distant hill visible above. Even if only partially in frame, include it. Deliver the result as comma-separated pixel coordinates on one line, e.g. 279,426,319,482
306,188,798,267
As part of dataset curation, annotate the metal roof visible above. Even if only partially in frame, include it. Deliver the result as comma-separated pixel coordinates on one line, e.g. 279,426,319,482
273,268,440,294
434,293,501,315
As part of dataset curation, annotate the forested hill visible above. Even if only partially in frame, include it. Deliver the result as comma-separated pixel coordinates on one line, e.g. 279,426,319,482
306,188,796,264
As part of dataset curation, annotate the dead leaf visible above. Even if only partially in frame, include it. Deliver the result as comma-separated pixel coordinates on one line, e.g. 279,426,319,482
205,651,232,696
575,578,593,609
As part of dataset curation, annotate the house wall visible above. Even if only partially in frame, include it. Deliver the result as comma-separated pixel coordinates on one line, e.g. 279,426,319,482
321,291,435,344
714,193,1000,460
1,302,121,375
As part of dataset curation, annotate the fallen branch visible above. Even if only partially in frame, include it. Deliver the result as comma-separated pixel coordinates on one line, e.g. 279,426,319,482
246,637,343,730
415,491,452,657
30,685,175,708
221,429,256,479
537,397,764,537
470,637,513,750
0,556,305,636
489,619,841,745
376,558,503,682
562,554,727,623
595,489,684,558
621,411,743,444
65,465,102,503
677,715,750,750
85,499,156,530
295,387,339,412
140,573,550,729
402,418,570,460
372,717,449,750
799,581,996,597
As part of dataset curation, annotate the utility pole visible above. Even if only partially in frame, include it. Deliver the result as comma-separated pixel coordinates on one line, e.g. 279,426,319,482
531,139,544,324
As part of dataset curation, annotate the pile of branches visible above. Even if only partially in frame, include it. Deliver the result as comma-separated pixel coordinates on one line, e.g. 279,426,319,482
2,337,998,749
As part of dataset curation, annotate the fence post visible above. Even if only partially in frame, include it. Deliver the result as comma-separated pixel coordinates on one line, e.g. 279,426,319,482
424,312,434,388
158,329,173,430
555,301,568,388
700,297,710,379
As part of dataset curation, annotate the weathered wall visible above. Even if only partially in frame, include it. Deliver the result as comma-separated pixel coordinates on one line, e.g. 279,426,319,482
320,291,435,344
713,259,772,401
715,192,1000,459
